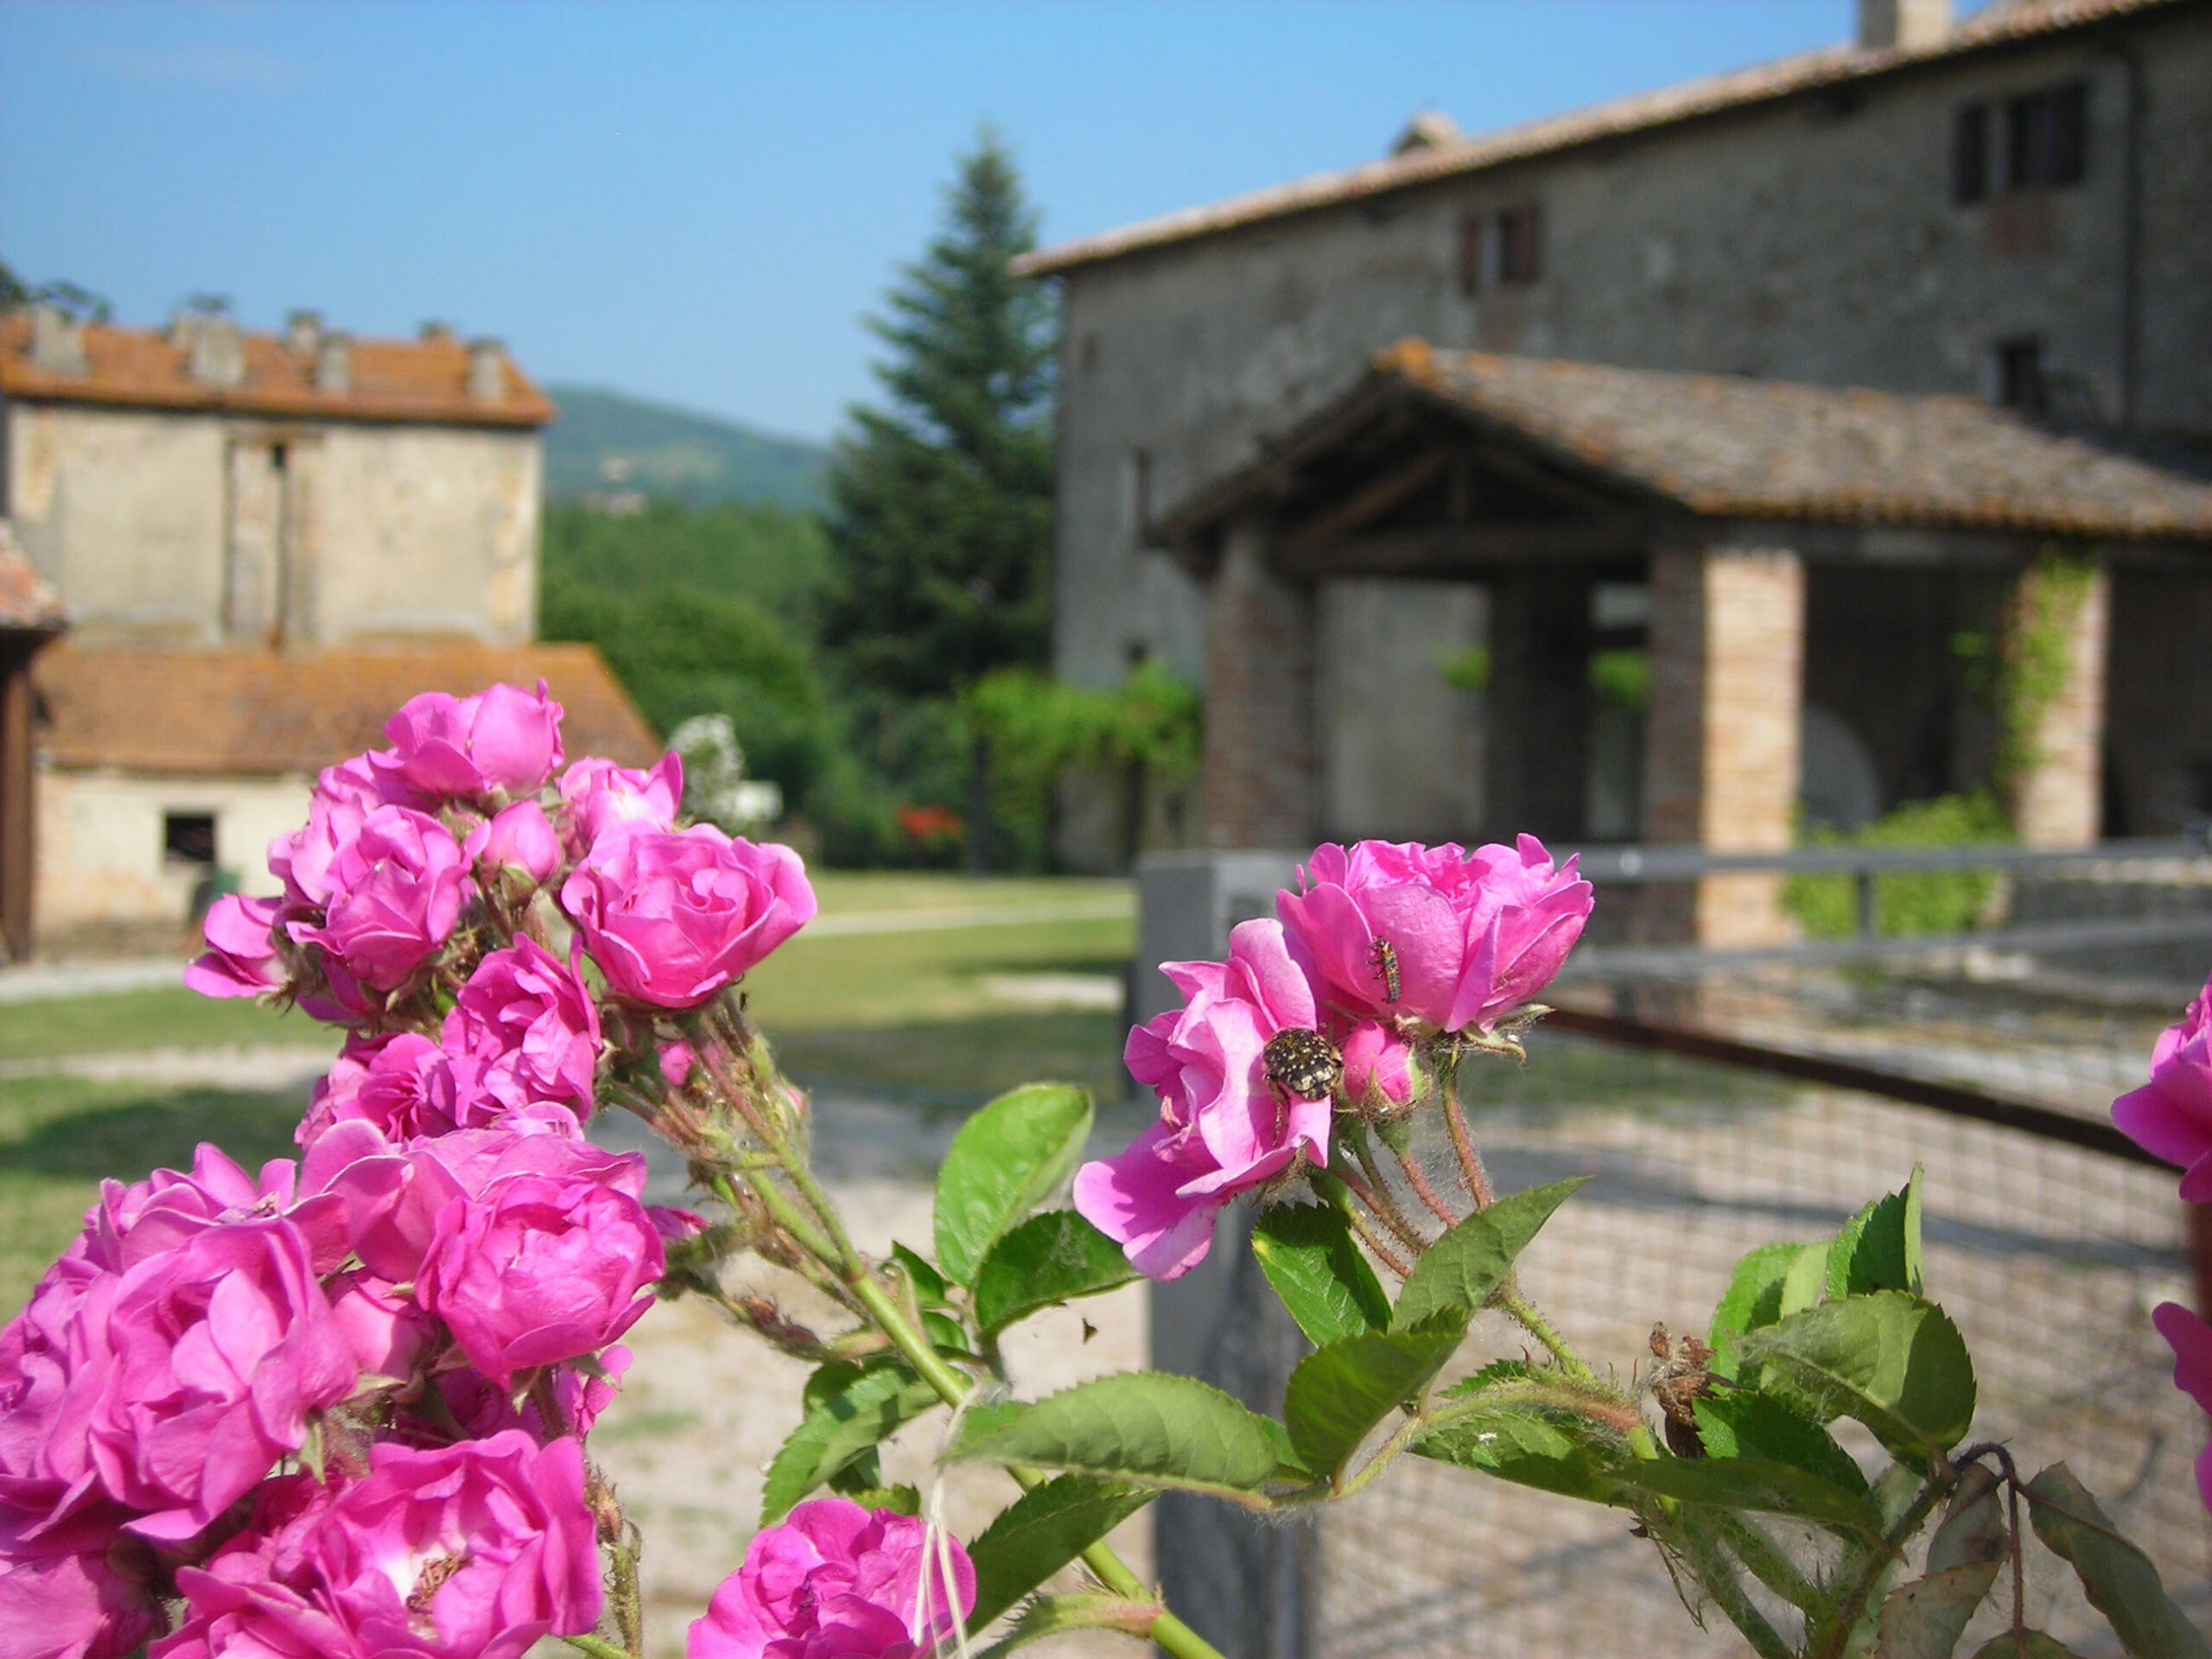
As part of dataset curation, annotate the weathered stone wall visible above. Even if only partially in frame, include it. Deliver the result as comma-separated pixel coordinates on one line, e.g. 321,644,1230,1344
2,401,540,648
1052,9,2212,702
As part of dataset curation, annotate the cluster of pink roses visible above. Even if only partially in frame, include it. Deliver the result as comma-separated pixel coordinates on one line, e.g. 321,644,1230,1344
0,683,832,1659
1076,836,1593,1280
2110,972,2212,1514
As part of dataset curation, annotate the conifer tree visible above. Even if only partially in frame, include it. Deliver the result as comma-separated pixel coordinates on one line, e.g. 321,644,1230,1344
823,131,1056,868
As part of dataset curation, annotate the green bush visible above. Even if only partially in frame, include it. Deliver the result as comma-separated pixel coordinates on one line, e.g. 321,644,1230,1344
1782,792,2012,938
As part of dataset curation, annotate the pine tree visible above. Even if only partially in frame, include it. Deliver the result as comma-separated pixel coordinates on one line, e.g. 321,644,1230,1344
823,131,1056,702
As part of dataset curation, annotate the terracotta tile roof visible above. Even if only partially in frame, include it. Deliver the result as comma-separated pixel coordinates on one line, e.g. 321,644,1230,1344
0,524,65,633
34,643,658,776
1018,0,2192,276
1164,342,2212,543
0,315,554,428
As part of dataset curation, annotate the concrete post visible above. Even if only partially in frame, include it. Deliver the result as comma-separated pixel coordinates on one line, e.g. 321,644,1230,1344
2008,557,2110,849
1643,543,1806,945
1203,512,1317,849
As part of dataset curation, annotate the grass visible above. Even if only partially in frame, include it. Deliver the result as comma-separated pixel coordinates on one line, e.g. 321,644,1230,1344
0,985,318,1063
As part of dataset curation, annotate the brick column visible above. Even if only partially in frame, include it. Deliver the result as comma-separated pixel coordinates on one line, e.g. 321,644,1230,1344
1203,512,1317,849
1642,543,1805,946
2008,557,2110,849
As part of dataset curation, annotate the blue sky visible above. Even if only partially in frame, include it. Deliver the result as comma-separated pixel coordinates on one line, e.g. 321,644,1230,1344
0,2,1975,442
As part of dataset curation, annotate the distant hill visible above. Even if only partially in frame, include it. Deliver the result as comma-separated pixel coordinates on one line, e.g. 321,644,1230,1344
542,385,830,512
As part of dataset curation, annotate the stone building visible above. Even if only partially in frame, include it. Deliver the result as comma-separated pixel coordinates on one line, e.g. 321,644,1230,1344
1022,0,2212,897
0,305,654,950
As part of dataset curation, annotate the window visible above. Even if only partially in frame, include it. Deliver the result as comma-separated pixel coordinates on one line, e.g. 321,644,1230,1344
1456,202,1543,296
1952,80,2085,203
1993,336,2046,415
163,813,217,866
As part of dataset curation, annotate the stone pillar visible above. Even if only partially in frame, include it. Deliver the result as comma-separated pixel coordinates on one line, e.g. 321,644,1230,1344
2007,557,2110,849
1643,543,1806,945
1203,512,1317,849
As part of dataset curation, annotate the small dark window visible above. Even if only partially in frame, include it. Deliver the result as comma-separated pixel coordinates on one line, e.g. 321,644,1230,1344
1456,214,1484,297
2002,81,2087,190
1952,104,1989,203
1993,337,2046,415
1497,202,1543,286
1130,448,1152,537
163,813,217,866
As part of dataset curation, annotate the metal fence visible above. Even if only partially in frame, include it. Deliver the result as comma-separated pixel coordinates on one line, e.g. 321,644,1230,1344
1135,844,2212,1659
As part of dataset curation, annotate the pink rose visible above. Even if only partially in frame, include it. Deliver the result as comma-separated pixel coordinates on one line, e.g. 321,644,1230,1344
688,1497,974,1659
86,1142,346,1276
426,1347,631,1446
1074,919,1332,1281
183,894,284,1001
1277,835,1592,1034
416,1165,664,1387
297,1033,507,1148
659,1040,698,1089
561,825,816,1008
325,1270,434,1384
1339,1020,1417,1110
2153,1301,2212,1516
287,806,471,995
377,682,565,800
2113,976,2212,1197
557,753,683,854
266,756,423,914
153,1556,342,1659
0,1266,115,1550
464,800,561,887
446,939,602,1117
86,1218,358,1543
0,1510,160,1659
303,1433,600,1658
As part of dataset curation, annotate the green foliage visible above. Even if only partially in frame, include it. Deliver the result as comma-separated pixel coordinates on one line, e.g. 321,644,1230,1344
1437,643,1491,694
1392,1179,1587,1330
932,1083,1092,1286
948,1373,1285,1499
1413,1407,1628,1504
1993,553,2099,813
963,1475,1155,1629
971,1211,1139,1334
1826,1166,1925,1301
1281,1319,1465,1484
1251,1202,1392,1346
541,385,829,512
2026,1463,2212,1659
823,130,1056,702
1588,646,1650,709
1783,793,2012,939
760,1363,939,1522
1692,1393,1867,1497
1738,1292,1977,1470
1710,1241,1807,1377
1608,1458,1884,1539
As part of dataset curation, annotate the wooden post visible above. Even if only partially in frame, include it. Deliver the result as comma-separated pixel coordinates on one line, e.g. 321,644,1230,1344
0,641,37,963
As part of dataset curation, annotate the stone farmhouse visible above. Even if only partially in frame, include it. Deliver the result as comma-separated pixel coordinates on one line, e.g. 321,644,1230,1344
1024,0,2212,938
0,304,655,953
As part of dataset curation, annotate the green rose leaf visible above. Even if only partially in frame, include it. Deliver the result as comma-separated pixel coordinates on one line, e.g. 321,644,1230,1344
2025,1462,2212,1659
971,1211,1141,1335
1413,1408,1627,1505
964,1475,1157,1630
1692,1392,1868,1496
1827,1165,1926,1301
1251,1202,1392,1347
1282,1317,1465,1484
1872,1560,2004,1659
1737,1291,1975,1469
948,1373,1283,1501
1608,1457,1885,1538
892,1242,952,1306
761,1365,940,1522
1710,1241,1808,1376
1392,1178,1588,1331
934,1084,1094,1286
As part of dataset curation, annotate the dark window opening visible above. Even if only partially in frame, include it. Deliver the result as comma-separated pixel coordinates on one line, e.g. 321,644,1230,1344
1952,104,1988,203
2005,81,2087,190
163,813,217,866
1456,202,1543,295
1456,214,1483,297
1993,336,2047,415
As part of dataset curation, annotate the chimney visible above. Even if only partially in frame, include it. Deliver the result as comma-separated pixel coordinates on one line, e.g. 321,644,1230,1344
27,303,86,376
315,331,353,393
467,338,507,402
285,309,323,355
188,315,245,388
1391,110,1463,156
1857,0,1953,49
419,320,455,341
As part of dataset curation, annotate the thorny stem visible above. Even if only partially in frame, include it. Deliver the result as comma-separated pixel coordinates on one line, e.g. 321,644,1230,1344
1809,1469,1954,1659
564,1637,632,1659
1331,1162,1425,1265
1395,1142,1461,1229
1341,1201,1417,1279
1440,1070,1494,1210
1350,1132,1429,1254
1498,1292,1598,1387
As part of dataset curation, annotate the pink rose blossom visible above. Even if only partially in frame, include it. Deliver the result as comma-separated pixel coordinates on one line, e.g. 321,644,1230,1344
297,1033,506,1148
428,1347,631,1445
1277,835,1592,1034
287,806,470,995
2153,1301,2212,1516
416,1164,664,1387
0,1266,116,1551
557,753,683,853
152,1559,342,1659
1339,1020,1417,1110
86,1218,358,1543
378,681,565,800
464,799,562,887
446,938,602,1116
687,1497,974,1659
659,1040,698,1089
1074,919,1332,1281
266,756,422,914
0,1510,160,1659
325,1270,434,1383
183,894,284,1001
2113,976,2212,1198
86,1143,347,1277
561,825,816,1008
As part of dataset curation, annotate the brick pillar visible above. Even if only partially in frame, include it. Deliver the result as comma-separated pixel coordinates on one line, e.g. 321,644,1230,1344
2008,557,2110,849
1203,512,1317,849
1643,543,1805,946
